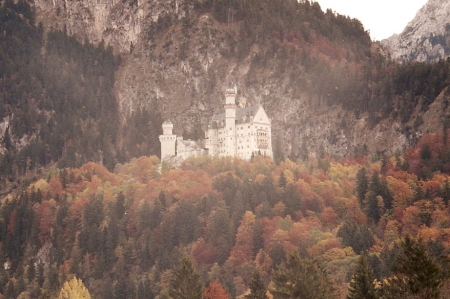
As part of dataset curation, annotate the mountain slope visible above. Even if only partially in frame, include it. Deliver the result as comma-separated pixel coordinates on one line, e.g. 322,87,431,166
0,0,444,170
383,0,450,62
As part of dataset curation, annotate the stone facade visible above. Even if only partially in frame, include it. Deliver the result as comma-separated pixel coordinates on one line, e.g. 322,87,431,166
159,88,273,161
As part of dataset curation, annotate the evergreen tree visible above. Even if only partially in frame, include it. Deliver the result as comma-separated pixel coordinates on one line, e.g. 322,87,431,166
382,235,442,299
245,270,269,299
169,255,203,299
356,167,368,204
270,250,335,299
347,253,378,299
337,222,375,254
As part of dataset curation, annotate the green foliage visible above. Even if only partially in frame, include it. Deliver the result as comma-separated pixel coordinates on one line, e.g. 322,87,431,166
337,222,375,254
356,167,368,204
0,0,164,182
169,255,203,299
245,270,269,299
270,250,336,299
347,253,379,299
382,235,442,299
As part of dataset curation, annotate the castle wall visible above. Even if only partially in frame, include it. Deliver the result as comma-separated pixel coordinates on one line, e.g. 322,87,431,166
160,89,273,162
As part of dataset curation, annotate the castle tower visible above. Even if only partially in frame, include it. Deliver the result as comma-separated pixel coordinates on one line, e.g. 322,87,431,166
159,121,176,160
225,86,237,156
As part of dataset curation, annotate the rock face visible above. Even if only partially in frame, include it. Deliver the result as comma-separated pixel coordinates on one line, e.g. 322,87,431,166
31,0,450,159
383,0,450,62
33,0,181,54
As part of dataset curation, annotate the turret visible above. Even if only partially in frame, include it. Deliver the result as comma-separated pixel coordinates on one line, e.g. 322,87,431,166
159,121,176,159
162,121,174,135
225,86,237,156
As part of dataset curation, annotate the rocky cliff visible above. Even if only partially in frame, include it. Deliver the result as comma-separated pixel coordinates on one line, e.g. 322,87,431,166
383,0,450,62
31,0,450,160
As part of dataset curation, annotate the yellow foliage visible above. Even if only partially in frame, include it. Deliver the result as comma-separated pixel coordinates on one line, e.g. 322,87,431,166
57,277,91,299
29,179,49,193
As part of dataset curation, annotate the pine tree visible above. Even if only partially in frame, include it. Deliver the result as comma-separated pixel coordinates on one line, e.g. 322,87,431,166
383,235,442,299
169,255,203,299
245,270,269,299
270,250,335,299
356,167,368,204
347,253,378,299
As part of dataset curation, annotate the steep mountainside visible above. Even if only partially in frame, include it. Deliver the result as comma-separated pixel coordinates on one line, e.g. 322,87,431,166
0,0,443,167
383,0,450,62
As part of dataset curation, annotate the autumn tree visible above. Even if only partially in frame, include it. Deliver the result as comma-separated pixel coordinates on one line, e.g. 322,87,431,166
57,277,91,299
229,211,256,263
270,250,335,299
347,253,378,299
169,254,203,299
203,279,229,299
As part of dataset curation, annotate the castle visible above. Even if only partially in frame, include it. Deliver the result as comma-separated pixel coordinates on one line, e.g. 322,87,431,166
159,87,273,162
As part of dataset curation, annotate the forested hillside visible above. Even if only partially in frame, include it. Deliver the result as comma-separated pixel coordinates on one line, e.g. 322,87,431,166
28,0,450,162
0,0,162,190
3,1,450,297
2,132,450,298
2,0,450,187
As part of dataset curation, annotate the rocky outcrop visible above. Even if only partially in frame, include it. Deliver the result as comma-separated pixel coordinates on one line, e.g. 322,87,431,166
33,0,183,54
382,0,450,62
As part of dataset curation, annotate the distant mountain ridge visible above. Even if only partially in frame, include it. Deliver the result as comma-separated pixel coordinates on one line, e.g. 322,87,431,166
383,0,450,62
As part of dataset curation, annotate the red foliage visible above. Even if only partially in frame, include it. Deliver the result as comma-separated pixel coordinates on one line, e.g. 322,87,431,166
69,196,90,230
321,207,339,228
191,238,217,268
38,200,54,245
203,279,229,299
7,210,17,234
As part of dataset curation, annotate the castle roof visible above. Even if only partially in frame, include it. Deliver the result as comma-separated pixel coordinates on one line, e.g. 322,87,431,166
210,105,262,125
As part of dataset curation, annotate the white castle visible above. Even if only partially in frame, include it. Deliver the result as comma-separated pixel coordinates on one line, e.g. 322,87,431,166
159,87,273,162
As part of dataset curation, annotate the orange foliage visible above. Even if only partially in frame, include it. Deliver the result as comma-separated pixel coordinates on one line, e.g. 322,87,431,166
386,176,414,209
345,199,367,224
203,279,229,299
81,162,121,185
321,207,339,228
312,181,341,206
308,238,342,257
296,179,324,212
432,209,450,228
422,180,443,199
38,200,54,245
229,212,256,263
386,169,417,182
48,176,64,199
160,169,213,201
418,227,441,241
402,206,421,236
69,196,90,230
407,133,446,175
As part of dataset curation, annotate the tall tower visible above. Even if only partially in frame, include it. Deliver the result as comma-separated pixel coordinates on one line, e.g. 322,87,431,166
159,121,176,160
225,86,237,156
